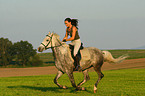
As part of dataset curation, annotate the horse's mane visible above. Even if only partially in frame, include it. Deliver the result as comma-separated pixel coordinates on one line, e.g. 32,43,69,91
52,33,59,39
53,33,73,61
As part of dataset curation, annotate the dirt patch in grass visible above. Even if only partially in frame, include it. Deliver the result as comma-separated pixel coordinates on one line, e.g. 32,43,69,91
0,58,145,77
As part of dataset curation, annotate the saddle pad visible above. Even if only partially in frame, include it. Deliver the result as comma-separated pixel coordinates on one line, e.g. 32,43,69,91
80,48,91,61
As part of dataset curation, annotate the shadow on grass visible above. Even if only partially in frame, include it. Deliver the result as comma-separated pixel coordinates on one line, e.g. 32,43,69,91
8,86,62,93
69,88,92,94
8,85,93,93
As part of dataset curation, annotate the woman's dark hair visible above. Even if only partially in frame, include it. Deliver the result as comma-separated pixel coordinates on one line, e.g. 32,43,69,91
65,18,78,28
65,18,71,22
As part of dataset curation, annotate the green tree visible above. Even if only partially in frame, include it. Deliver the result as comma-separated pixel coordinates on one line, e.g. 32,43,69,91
28,54,43,66
0,38,13,67
13,40,36,67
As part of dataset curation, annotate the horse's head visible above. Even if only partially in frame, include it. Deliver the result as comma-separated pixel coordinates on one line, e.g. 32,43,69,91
38,32,61,52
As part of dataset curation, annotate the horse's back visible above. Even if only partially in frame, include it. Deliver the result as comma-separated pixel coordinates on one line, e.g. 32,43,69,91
80,47,91,61
83,47,102,55
80,47,103,60
86,47,103,60
79,47,103,69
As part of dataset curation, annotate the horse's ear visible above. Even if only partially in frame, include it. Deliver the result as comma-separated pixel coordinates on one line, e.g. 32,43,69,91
48,32,51,34
51,32,53,36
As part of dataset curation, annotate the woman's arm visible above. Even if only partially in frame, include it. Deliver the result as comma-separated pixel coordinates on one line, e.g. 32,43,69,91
66,26,77,41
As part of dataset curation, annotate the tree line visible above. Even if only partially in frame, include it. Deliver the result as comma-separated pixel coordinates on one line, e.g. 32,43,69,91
0,37,43,67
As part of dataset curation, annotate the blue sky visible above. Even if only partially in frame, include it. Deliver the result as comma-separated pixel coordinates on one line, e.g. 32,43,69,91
0,0,145,51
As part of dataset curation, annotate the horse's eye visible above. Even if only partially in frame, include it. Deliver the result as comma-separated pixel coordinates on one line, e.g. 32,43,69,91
46,40,49,42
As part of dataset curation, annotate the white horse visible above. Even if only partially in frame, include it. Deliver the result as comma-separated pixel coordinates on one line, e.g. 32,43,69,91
38,32,128,93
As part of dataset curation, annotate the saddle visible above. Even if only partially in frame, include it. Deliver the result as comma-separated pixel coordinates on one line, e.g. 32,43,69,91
69,43,84,58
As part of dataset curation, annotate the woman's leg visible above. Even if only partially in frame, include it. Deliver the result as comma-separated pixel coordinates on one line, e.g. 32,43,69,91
73,39,81,71
73,39,81,56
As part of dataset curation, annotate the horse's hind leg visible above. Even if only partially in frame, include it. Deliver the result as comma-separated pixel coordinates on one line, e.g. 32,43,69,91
54,71,68,89
94,66,104,93
77,70,90,89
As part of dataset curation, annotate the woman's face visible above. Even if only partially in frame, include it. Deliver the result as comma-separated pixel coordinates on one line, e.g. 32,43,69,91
65,21,71,27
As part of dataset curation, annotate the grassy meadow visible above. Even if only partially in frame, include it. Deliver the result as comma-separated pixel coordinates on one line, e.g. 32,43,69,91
0,68,145,96
0,50,145,95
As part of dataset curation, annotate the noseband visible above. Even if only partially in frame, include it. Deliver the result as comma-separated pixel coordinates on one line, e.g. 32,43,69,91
41,34,62,49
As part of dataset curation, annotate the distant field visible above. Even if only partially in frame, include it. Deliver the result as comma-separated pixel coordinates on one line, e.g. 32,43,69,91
38,53,54,66
107,49,145,59
0,68,145,96
38,49,145,66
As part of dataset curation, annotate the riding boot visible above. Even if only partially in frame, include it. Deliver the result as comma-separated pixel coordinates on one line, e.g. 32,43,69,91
74,56,82,71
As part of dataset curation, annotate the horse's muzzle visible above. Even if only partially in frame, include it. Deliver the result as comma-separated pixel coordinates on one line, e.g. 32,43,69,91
38,46,44,52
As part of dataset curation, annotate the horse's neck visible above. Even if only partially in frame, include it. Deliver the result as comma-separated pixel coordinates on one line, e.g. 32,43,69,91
51,42,66,59
51,39,62,57
52,43,70,60
52,47,60,57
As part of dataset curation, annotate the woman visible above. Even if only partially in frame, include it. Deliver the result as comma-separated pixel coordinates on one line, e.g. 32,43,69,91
62,18,82,71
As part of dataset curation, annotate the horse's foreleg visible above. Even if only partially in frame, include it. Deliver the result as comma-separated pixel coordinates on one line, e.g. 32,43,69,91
66,72,82,91
77,70,90,89
66,72,76,87
54,71,68,89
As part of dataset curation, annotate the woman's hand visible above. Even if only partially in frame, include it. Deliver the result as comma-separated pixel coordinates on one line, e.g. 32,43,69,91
62,37,67,42
62,39,67,42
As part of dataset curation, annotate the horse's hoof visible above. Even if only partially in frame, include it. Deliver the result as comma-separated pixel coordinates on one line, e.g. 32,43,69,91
75,88,78,91
94,85,97,93
63,86,68,89
82,87,86,91
94,90,97,93
75,87,81,91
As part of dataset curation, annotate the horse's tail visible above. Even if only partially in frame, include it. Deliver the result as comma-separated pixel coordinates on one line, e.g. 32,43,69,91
102,51,129,64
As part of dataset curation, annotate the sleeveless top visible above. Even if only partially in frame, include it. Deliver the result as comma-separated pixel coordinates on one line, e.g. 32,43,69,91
67,26,80,40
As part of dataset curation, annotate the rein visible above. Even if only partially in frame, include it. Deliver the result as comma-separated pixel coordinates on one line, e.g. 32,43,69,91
41,34,63,49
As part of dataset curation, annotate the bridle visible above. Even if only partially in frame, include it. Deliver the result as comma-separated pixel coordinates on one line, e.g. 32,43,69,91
41,34,63,49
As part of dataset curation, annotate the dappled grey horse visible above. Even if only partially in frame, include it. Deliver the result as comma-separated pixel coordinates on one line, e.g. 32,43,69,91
38,32,128,93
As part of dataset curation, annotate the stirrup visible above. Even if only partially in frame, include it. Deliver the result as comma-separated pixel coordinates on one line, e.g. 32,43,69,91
75,65,82,71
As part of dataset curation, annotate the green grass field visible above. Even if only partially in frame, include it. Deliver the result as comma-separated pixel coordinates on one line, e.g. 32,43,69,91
38,53,55,66
38,49,145,66
0,68,145,96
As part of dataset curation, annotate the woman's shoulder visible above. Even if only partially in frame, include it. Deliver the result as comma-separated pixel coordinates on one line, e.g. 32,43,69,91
72,26,77,30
